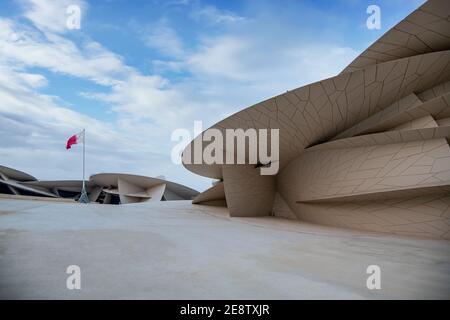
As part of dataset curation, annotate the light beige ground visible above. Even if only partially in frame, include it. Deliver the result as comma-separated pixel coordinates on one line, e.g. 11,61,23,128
0,198,449,299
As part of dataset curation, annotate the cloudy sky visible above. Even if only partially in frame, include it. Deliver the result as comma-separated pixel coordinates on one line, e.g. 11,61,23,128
0,0,424,192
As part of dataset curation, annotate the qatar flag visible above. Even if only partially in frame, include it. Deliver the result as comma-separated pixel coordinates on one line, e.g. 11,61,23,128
66,130,85,150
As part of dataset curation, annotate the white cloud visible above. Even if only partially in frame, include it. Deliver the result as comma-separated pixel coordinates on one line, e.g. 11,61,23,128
144,21,185,58
0,0,361,192
0,2,211,190
82,74,197,128
0,18,130,85
18,72,48,88
187,36,253,81
191,5,246,24
0,66,111,138
0,13,198,130
185,35,357,91
20,0,87,33
0,63,202,189
283,45,358,82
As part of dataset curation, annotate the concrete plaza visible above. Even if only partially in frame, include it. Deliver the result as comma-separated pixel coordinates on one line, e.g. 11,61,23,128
0,198,449,299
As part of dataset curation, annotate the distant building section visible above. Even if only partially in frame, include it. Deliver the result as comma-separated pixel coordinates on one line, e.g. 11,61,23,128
0,165,198,204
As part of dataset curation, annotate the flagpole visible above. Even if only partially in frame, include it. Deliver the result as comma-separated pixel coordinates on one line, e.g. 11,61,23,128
82,128,85,190
79,128,89,203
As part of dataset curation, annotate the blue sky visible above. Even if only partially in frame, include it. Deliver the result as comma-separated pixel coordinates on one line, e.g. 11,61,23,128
0,0,425,191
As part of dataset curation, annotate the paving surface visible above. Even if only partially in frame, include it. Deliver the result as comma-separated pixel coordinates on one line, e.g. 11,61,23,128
0,198,449,299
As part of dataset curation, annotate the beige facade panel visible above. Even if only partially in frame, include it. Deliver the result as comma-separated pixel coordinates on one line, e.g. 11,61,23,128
342,0,450,73
103,193,112,204
280,138,450,202
308,124,450,151
222,165,275,217
0,165,36,182
6,184,19,195
437,117,450,126
418,78,450,101
91,173,198,203
0,165,59,197
192,182,226,206
184,50,450,179
124,192,152,198
272,192,297,219
162,189,186,200
118,177,148,204
163,181,199,200
332,83,450,140
391,114,438,130
91,173,166,189
290,194,450,240
297,185,450,203
331,93,423,140
88,186,103,202
0,179,57,198
103,188,120,195
145,183,167,202
22,180,96,193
